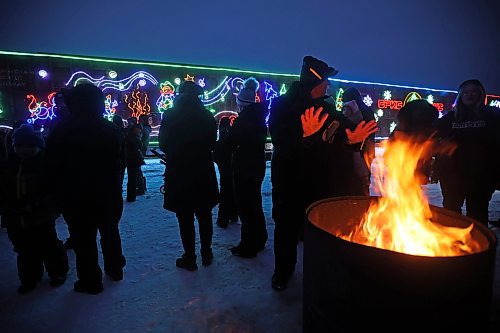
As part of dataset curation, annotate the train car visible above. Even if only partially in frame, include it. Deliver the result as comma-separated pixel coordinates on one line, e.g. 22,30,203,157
2,50,495,144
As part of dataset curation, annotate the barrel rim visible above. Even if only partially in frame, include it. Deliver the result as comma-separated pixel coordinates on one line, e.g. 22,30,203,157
306,196,498,258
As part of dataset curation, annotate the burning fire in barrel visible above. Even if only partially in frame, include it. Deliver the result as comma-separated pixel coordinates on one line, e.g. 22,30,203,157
303,135,497,332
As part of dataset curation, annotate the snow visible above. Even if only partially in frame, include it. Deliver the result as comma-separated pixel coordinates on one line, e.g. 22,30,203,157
0,158,499,332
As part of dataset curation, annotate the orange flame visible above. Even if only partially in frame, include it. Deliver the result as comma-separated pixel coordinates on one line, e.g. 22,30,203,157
339,134,482,257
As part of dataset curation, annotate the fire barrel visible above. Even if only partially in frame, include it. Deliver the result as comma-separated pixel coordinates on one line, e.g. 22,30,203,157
304,196,497,333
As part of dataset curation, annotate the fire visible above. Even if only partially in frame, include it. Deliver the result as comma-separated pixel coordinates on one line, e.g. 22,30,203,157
338,134,482,257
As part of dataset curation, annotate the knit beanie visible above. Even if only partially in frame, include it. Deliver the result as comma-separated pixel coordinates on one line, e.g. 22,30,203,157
237,77,259,106
12,124,45,148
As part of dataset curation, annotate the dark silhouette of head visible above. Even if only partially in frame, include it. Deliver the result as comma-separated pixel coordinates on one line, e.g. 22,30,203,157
454,79,486,120
127,117,138,128
300,56,338,99
397,99,439,136
62,83,104,119
139,114,151,126
112,114,124,128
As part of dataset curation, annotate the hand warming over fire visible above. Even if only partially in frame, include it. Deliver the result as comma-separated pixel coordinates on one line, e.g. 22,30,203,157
345,120,378,144
301,106,328,137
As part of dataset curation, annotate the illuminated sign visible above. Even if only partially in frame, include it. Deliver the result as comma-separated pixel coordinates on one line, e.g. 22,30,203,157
377,99,403,110
377,92,444,111
487,94,500,108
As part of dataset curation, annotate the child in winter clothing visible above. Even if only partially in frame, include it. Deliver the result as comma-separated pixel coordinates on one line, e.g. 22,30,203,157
0,124,68,294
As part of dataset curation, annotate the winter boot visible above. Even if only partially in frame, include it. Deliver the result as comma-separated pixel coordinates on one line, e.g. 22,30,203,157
49,275,67,287
201,249,214,267
175,254,198,271
73,280,104,295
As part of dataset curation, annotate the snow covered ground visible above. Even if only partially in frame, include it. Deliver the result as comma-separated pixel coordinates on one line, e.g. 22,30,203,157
0,158,499,333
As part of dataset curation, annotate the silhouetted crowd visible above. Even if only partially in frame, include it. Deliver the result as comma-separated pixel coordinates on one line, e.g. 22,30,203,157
0,56,499,295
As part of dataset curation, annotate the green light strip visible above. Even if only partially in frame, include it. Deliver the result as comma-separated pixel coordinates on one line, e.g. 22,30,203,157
0,50,299,79
0,50,461,92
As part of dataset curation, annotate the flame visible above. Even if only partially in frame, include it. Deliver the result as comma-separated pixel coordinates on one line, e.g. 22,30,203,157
338,134,482,257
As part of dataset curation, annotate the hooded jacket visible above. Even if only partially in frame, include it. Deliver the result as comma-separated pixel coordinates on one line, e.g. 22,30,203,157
159,93,219,212
435,80,500,190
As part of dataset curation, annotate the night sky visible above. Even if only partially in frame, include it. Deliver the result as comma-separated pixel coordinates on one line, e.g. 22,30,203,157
1,0,499,92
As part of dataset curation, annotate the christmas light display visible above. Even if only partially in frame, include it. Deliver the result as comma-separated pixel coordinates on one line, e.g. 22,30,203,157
335,88,344,111
403,92,422,104
426,94,434,104
389,121,397,133
377,91,444,111
156,81,176,114
104,94,118,120
279,83,287,96
38,69,48,79
363,94,373,107
264,82,278,110
383,90,392,100
65,70,158,92
26,92,58,123
125,85,151,118
202,77,244,106
487,94,500,108
214,111,238,126
378,99,403,110
230,77,245,96
184,74,195,82
4,50,492,142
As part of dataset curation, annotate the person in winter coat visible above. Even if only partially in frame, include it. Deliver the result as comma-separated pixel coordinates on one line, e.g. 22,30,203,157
0,124,68,294
112,114,128,186
225,78,268,258
268,56,377,291
341,87,376,196
137,114,152,194
138,114,152,156
45,83,126,294
125,124,145,202
158,81,219,271
213,116,238,228
434,79,500,226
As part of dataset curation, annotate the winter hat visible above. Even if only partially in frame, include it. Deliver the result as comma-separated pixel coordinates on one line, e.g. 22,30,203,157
178,81,204,96
342,87,363,105
62,83,104,117
300,56,338,88
12,124,45,148
237,77,259,106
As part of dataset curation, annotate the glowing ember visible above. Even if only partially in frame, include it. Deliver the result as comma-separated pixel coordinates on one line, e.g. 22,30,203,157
337,134,482,257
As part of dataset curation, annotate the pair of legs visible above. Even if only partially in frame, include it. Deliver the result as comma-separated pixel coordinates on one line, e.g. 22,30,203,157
64,204,126,293
175,207,214,270
6,217,68,293
272,187,305,290
126,165,145,202
440,179,493,226
217,164,238,227
232,174,267,257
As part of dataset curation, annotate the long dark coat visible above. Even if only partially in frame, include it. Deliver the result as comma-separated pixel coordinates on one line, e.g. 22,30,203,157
159,94,219,213
44,115,124,214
